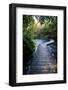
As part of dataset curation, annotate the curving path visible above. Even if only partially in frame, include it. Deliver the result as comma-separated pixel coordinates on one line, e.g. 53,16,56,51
26,39,57,74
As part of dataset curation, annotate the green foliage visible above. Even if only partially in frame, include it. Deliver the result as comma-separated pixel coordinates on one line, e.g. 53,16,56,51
23,15,35,60
23,15,57,73
39,16,45,25
44,17,57,41
36,16,57,41
23,15,34,29
23,15,36,73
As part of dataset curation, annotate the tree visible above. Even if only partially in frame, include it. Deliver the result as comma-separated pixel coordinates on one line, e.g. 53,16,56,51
23,15,35,73
39,16,45,25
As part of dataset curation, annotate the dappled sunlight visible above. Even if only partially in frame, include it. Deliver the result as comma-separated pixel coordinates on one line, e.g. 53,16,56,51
23,15,57,75
33,16,38,23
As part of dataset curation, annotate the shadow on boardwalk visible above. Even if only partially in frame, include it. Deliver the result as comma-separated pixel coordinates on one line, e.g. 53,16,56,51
25,40,57,75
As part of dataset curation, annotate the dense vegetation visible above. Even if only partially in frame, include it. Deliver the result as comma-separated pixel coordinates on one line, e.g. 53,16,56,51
23,15,57,74
35,16,57,41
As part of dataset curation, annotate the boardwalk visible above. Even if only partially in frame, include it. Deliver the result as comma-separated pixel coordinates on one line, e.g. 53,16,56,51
26,40,57,74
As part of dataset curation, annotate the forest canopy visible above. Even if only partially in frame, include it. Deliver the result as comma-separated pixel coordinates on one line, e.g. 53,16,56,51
23,15,57,73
